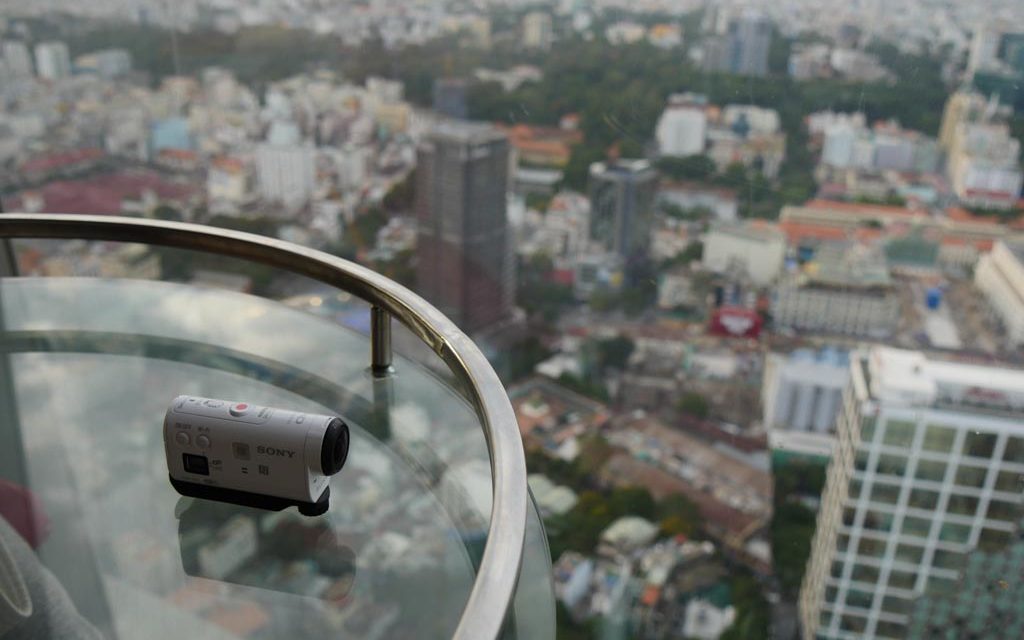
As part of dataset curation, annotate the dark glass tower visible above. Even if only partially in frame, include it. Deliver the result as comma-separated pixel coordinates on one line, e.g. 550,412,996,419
415,122,514,334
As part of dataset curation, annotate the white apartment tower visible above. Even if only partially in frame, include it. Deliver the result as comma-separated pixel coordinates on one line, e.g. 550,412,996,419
522,12,553,50
257,120,315,211
2,41,33,77
34,41,71,81
656,94,708,157
975,240,1024,348
799,346,1024,639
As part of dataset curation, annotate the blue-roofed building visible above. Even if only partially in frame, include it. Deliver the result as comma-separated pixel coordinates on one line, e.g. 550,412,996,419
149,118,192,157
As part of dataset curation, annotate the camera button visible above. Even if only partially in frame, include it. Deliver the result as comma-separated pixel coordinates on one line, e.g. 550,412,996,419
196,435,211,449
229,403,250,417
174,432,190,446
203,399,224,408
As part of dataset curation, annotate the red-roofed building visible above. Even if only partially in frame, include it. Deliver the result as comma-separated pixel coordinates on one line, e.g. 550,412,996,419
156,148,201,173
778,220,850,245
640,585,661,607
208,155,253,206
8,170,199,216
19,148,105,181
780,198,1014,270
797,198,927,222
498,124,583,167
945,206,1000,225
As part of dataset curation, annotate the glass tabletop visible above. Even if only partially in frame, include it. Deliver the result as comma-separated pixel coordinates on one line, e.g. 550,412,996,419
0,276,553,640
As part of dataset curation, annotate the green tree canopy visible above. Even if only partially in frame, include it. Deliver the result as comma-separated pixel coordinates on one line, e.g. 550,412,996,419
677,391,710,419
595,335,635,370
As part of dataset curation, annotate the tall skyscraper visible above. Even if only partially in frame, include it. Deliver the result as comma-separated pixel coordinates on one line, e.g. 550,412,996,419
702,12,772,77
588,159,657,259
729,12,772,77
2,41,33,78
34,41,71,81
967,23,1003,78
433,78,469,120
416,122,514,334
522,12,553,50
799,346,1024,639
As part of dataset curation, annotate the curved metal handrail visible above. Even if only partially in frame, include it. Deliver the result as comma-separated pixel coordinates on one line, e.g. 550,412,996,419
0,213,527,640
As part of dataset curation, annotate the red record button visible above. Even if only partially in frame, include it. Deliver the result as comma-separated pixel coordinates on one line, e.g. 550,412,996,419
229,403,250,417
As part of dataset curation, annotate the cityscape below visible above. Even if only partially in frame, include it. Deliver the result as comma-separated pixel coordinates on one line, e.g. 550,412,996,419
0,1,1023,639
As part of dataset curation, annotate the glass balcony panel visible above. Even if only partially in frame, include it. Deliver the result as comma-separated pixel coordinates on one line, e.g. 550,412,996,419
1,268,553,639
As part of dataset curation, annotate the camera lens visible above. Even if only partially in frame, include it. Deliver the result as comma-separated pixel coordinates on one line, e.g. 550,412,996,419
320,418,349,475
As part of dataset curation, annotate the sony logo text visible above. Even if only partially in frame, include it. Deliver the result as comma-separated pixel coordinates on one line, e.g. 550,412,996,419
256,445,296,458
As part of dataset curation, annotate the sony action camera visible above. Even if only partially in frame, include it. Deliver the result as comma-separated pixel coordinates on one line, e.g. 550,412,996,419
164,395,349,516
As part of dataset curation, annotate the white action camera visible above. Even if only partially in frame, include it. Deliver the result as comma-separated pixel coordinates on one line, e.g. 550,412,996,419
164,396,349,516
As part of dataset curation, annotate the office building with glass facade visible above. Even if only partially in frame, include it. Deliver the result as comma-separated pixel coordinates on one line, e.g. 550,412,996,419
800,346,1024,639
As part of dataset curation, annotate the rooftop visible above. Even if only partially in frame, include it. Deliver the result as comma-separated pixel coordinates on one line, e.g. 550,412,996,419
20,147,104,174
430,120,507,145
865,346,1024,414
787,346,850,368
709,221,784,244
508,377,611,439
792,199,928,221
590,159,654,177
803,242,892,288
10,170,197,215
601,516,659,548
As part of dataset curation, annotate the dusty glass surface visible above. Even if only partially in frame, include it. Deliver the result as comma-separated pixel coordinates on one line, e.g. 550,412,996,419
0,276,553,639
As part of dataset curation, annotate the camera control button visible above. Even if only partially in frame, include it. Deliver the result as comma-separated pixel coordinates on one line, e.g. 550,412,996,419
175,431,191,446
196,435,211,449
229,403,250,417
203,399,224,408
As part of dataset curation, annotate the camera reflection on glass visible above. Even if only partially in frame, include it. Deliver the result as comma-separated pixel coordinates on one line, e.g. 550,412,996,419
175,498,355,604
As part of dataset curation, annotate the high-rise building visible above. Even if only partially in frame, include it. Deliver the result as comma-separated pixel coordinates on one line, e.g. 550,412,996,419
936,90,1022,209
729,12,772,77
522,12,553,50
701,36,733,74
947,121,1022,210
1,41,33,78
34,41,71,81
655,94,708,157
433,78,469,120
762,348,850,457
967,23,1003,78
415,122,514,334
1004,32,1024,75
939,91,988,151
904,534,1024,638
799,346,1024,639
256,121,316,210
588,160,658,259
256,145,316,210
74,48,132,78
704,12,772,77
974,239,1024,347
